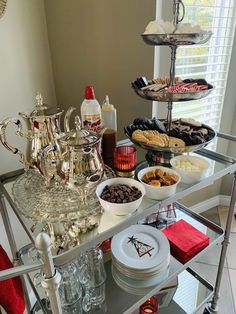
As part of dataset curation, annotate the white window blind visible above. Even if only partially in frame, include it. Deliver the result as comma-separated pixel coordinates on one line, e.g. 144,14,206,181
173,0,236,136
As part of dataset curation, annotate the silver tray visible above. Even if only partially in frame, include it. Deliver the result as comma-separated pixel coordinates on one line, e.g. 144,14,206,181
125,123,216,154
141,31,212,46
133,85,214,102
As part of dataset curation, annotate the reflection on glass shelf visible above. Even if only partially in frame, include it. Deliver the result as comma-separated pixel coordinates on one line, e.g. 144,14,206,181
160,268,213,314
105,261,213,314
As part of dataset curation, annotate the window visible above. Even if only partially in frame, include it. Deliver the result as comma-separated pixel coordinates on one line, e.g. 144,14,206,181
173,0,236,139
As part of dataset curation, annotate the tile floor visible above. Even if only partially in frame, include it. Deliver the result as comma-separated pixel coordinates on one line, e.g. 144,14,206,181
193,206,236,314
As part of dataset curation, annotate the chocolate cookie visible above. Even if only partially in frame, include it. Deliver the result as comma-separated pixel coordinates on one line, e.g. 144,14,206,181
197,128,209,137
151,117,166,133
180,118,202,128
133,117,150,125
191,135,205,145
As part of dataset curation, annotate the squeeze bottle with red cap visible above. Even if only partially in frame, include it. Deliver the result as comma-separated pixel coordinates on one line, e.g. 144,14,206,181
81,86,102,132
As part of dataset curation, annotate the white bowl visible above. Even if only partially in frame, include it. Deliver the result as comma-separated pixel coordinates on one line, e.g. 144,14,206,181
137,166,181,200
96,178,145,216
170,155,210,184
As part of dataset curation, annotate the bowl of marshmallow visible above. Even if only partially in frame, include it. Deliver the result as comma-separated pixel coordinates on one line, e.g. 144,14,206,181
142,19,212,46
170,155,210,184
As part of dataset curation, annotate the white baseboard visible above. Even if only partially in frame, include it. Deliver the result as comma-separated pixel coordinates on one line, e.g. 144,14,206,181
190,194,234,214
218,195,233,207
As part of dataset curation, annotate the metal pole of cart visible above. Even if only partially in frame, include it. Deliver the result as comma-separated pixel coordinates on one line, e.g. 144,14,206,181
35,232,62,314
207,172,236,312
0,193,32,313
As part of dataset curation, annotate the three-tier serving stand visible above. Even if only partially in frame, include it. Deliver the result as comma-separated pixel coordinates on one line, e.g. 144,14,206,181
132,0,214,165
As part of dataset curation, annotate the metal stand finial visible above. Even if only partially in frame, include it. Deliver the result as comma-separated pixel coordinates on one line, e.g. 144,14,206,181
35,233,62,314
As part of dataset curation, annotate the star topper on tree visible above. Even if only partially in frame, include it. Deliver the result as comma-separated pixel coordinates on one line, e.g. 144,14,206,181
128,236,154,258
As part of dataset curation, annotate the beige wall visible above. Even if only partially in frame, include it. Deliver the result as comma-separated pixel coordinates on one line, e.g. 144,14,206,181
220,101,236,196
44,0,156,139
0,0,56,174
219,31,236,196
0,0,56,256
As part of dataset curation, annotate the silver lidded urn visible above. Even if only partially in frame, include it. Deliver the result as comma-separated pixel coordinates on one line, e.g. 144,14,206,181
0,93,75,184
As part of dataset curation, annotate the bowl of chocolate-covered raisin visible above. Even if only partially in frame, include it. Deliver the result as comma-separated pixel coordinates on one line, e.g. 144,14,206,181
137,166,181,200
96,178,145,216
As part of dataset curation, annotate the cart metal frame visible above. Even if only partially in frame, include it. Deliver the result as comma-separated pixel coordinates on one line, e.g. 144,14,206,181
0,132,236,313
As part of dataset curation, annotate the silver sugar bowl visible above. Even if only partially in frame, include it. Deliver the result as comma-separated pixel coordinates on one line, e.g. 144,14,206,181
55,116,104,187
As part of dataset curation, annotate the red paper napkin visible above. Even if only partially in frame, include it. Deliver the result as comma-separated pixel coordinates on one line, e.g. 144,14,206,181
162,219,210,264
0,245,25,314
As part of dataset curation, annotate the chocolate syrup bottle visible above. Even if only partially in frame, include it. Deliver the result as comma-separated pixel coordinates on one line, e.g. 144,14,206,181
101,96,117,169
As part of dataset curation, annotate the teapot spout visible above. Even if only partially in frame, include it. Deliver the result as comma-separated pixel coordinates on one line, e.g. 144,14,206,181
64,106,76,132
18,112,30,119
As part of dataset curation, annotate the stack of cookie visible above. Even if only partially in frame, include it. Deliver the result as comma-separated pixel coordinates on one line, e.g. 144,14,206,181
124,116,214,149
131,76,212,94
132,130,185,148
168,118,210,145
132,76,181,93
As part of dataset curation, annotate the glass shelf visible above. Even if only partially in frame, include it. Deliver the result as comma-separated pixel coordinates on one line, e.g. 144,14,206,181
101,204,222,314
1,148,235,265
1,143,235,314
106,267,213,314
19,201,219,314
159,267,213,314
18,235,214,314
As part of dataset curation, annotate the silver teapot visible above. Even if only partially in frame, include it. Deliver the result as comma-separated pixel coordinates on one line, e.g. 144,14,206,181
0,93,75,183
46,116,104,187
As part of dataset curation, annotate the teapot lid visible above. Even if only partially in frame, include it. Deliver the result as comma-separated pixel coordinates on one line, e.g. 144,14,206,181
60,116,101,147
29,93,63,117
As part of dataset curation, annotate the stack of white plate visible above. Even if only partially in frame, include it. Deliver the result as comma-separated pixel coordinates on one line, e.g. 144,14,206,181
111,224,170,295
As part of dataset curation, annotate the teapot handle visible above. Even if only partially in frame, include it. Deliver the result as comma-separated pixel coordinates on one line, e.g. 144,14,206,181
64,106,76,132
0,118,30,170
40,144,62,186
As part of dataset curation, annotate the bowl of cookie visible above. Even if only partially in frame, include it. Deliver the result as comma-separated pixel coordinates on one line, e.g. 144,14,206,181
124,116,216,153
131,76,214,102
96,177,145,216
170,155,210,184
137,166,181,200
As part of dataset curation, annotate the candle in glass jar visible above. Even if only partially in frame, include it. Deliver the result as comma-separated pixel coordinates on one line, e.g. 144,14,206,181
139,297,158,314
114,146,137,177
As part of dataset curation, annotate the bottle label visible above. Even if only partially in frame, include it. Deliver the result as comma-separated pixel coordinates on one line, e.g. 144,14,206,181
83,114,102,132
